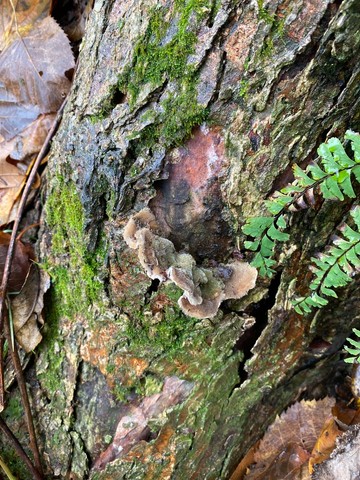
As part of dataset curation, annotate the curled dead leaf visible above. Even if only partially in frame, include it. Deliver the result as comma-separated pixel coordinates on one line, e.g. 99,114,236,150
11,265,50,352
309,418,342,473
0,231,35,292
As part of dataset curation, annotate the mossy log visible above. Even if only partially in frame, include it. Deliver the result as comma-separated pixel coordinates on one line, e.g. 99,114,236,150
2,0,360,478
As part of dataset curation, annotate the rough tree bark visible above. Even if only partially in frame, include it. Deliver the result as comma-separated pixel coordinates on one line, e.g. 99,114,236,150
2,0,360,478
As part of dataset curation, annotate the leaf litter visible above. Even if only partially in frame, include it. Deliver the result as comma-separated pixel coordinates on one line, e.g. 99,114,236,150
236,395,360,480
0,0,74,350
0,0,74,225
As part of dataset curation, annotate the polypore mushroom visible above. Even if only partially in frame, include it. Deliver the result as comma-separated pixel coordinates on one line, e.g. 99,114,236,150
123,209,258,319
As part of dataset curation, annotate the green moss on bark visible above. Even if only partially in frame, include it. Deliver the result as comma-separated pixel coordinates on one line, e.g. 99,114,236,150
45,177,107,319
115,0,212,151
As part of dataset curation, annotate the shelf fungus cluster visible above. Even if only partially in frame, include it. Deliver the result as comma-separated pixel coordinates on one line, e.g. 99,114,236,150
123,208,257,319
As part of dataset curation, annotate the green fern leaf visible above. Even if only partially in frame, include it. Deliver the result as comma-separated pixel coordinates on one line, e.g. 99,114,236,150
345,130,360,161
345,329,360,365
293,164,314,186
318,143,341,174
344,346,360,356
327,138,355,168
324,263,350,287
260,235,275,256
339,174,356,198
243,132,360,290
346,247,360,267
343,224,360,242
353,165,360,183
320,285,337,297
242,217,273,237
281,185,304,194
346,338,360,349
244,240,260,251
323,176,344,200
265,200,283,215
293,205,360,315
308,163,327,180
352,207,360,229
320,181,334,199
268,224,290,242
344,357,358,364
338,256,354,274
251,252,276,277
277,215,287,229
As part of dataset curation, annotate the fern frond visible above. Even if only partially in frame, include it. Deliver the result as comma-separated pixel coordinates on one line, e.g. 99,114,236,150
242,214,289,276
242,130,360,278
292,206,360,315
344,327,360,364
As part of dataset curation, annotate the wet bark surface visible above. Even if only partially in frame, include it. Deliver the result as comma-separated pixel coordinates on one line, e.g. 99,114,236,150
2,0,360,478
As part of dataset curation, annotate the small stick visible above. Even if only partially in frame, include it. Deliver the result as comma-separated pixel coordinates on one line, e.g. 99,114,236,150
0,338,4,411
16,222,40,242
0,415,43,480
4,309,43,477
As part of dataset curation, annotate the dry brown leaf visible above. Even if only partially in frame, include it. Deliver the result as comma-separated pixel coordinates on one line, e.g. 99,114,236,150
0,231,35,292
0,0,50,53
308,418,342,473
0,118,47,225
0,15,73,135
332,401,360,427
0,161,25,226
244,397,335,479
311,425,360,480
0,230,49,351
0,0,74,224
10,264,50,352
248,443,311,480
230,443,259,480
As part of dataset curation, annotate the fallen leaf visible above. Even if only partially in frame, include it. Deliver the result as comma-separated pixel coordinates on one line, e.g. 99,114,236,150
10,264,50,352
332,401,360,427
308,418,342,473
0,231,35,292
229,442,259,480
311,425,360,480
0,0,50,53
248,443,310,480
244,398,335,479
0,0,74,224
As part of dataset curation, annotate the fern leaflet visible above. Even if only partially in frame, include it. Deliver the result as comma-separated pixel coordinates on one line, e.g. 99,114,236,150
344,328,360,364
292,206,360,314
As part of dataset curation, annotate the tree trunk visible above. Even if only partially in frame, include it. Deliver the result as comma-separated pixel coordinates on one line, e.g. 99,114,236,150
4,0,360,478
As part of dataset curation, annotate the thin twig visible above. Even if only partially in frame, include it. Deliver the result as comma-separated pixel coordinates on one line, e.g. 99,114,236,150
4,309,43,477
0,416,43,480
0,453,17,480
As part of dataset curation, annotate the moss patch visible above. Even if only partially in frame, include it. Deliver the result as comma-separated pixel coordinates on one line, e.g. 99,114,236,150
37,292,65,395
45,177,107,319
0,393,30,479
115,0,212,151
124,284,201,358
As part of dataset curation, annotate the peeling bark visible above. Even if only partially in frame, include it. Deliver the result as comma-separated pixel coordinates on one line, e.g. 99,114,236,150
1,0,360,478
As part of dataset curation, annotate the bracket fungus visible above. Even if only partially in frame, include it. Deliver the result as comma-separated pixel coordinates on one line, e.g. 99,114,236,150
123,208,257,319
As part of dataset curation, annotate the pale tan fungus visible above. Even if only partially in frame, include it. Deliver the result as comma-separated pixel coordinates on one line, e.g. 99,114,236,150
123,209,258,319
